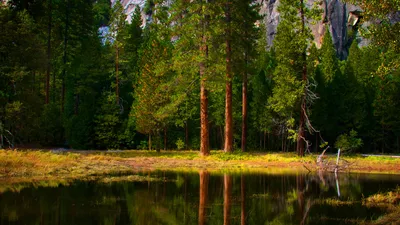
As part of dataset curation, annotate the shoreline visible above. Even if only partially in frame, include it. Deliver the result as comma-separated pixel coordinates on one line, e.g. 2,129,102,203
1,149,399,182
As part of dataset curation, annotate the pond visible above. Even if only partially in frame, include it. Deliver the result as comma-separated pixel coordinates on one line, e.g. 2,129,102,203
1,171,399,225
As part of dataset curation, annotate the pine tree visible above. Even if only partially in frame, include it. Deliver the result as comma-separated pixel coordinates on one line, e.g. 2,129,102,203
131,4,173,151
235,0,261,152
108,1,127,106
269,0,319,156
170,0,222,155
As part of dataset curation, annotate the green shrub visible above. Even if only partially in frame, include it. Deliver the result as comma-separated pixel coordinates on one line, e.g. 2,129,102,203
137,140,148,150
175,138,184,150
335,130,363,152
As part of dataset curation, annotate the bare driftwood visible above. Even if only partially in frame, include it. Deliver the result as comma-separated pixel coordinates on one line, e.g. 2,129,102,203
315,147,354,173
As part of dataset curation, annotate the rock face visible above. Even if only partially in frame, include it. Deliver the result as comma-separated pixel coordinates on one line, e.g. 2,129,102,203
260,0,363,59
115,0,364,59
112,0,147,24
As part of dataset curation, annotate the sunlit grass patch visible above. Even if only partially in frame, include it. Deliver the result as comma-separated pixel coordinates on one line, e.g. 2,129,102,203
98,175,166,183
0,149,131,178
314,198,357,206
364,186,400,205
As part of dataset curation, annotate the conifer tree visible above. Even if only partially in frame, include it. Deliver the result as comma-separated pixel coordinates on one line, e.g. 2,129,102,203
223,0,234,153
131,2,173,151
236,0,261,152
170,0,220,155
269,0,319,156
108,1,126,106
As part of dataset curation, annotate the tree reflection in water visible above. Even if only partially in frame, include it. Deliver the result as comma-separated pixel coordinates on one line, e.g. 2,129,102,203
0,171,398,225
199,170,209,225
223,174,232,225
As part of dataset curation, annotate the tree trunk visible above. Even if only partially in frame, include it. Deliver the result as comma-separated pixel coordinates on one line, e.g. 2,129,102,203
45,0,52,104
261,131,263,150
185,121,188,150
263,131,266,150
74,94,79,115
296,0,307,157
224,174,232,225
199,170,209,225
116,45,120,105
241,67,248,152
149,134,152,151
224,2,233,153
220,125,224,150
32,71,35,93
381,126,384,153
200,0,209,156
61,0,69,113
200,61,209,156
297,98,305,156
164,127,167,150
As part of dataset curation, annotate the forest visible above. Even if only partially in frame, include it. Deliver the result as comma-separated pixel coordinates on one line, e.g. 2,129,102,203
0,0,399,155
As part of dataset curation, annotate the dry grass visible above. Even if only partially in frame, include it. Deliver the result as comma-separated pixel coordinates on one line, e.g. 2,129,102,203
1,149,400,183
0,149,131,178
364,187,400,205
361,187,400,225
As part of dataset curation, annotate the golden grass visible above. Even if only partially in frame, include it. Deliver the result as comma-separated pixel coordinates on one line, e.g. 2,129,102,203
364,187,400,205
0,149,130,178
360,187,400,225
1,149,400,183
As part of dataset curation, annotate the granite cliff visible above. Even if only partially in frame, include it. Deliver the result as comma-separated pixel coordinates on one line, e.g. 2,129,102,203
113,0,365,59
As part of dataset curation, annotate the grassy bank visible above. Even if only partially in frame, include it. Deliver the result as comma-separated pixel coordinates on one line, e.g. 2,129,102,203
1,149,400,181
98,150,400,174
0,150,131,179
361,187,400,225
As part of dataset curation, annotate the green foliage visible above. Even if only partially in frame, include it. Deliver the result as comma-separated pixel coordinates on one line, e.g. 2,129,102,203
40,103,63,146
137,140,148,150
175,138,184,150
94,92,121,149
320,27,339,82
131,28,173,136
335,130,363,152
93,0,111,27
1,0,400,155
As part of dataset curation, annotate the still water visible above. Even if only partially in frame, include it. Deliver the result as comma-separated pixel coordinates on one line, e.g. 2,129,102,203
1,171,399,225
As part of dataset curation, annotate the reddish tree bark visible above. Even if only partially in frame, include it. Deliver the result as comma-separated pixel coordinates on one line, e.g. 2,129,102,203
200,1,210,156
241,67,248,152
297,0,307,157
224,1,233,153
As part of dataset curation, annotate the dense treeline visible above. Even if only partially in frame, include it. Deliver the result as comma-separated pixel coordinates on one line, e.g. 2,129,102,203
0,0,399,154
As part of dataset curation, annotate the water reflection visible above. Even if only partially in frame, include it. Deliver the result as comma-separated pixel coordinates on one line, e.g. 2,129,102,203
0,172,399,225
223,174,232,225
241,175,246,225
198,170,208,225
